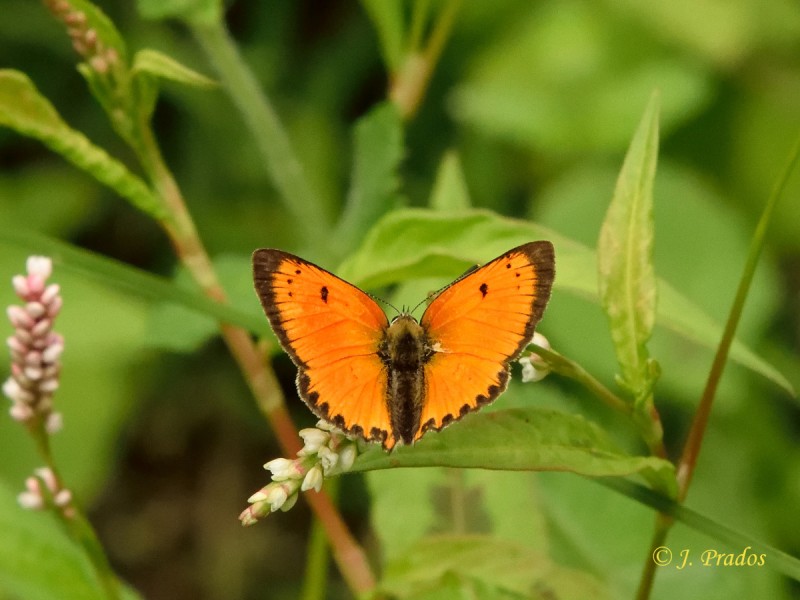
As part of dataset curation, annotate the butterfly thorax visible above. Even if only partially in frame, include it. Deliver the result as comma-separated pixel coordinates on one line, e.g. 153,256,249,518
379,315,435,445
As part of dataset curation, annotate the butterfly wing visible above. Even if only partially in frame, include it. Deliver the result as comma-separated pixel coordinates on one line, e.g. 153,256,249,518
252,249,394,447
417,241,555,439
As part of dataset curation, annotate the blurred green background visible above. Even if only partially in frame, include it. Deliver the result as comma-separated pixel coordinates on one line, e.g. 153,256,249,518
1,0,799,598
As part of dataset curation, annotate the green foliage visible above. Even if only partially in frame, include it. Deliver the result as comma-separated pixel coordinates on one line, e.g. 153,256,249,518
0,480,137,600
0,1,798,599
334,102,404,256
137,0,221,25
598,92,659,406
0,71,164,220
353,408,675,492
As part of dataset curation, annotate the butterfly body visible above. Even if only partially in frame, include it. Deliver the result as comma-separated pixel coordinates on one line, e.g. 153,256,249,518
380,314,434,445
253,242,555,451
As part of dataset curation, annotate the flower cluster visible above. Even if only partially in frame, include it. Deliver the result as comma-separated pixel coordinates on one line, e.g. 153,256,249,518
43,0,121,75
18,467,75,519
240,421,359,526
518,331,552,383
3,257,64,433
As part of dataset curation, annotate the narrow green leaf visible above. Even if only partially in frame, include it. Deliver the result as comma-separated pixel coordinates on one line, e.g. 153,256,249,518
598,478,800,583
132,49,216,88
132,49,216,120
0,71,165,221
336,208,791,393
598,91,660,401
429,150,471,211
334,102,404,254
144,253,267,352
136,0,222,25
352,408,677,494
380,535,609,600
0,228,268,336
360,0,406,71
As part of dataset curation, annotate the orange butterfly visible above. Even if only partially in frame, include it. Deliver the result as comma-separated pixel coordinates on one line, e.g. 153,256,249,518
252,242,555,451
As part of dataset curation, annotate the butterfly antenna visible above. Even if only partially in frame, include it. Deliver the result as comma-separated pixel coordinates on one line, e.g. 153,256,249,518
368,291,402,317
408,262,481,316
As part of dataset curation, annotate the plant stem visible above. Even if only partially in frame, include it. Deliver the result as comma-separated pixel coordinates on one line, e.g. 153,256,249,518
634,513,672,600
635,132,800,599
31,430,122,599
132,114,376,595
675,132,800,502
389,0,462,119
531,344,666,458
190,19,331,251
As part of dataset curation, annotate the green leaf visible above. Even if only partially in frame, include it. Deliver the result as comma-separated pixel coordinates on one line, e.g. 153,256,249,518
145,253,267,352
597,91,659,401
337,207,792,394
367,468,449,562
429,151,472,211
136,0,222,25
368,468,549,563
133,49,216,87
380,535,609,600
360,0,406,71
334,102,404,255
352,408,676,494
451,2,711,156
132,49,216,119
0,481,142,599
0,71,166,221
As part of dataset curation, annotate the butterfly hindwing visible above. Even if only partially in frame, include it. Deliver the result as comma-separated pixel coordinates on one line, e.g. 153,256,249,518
417,241,555,439
252,249,393,446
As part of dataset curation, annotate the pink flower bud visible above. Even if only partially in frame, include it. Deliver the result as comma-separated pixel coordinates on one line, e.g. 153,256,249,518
18,491,43,510
45,412,63,434
41,284,60,305
9,402,34,423
7,306,34,329
46,296,63,318
25,302,46,319
12,275,29,298
31,319,52,338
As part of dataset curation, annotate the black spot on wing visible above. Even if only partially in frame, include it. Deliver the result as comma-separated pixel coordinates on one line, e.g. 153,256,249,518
479,282,488,298
295,269,301,275
321,286,329,303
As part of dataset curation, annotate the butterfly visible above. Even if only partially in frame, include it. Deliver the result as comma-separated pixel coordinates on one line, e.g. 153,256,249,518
252,241,555,451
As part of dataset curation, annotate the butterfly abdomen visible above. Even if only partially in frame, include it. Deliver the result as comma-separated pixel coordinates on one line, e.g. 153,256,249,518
380,315,433,446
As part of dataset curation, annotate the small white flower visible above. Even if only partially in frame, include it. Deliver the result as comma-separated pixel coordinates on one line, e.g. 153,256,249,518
265,483,290,512
263,457,300,481
519,332,552,383
301,464,324,493
280,491,299,512
315,419,338,433
318,446,339,475
298,427,330,455
337,442,357,473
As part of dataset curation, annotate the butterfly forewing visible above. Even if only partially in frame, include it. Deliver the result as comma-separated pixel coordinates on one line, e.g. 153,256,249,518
252,249,394,446
417,241,555,439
